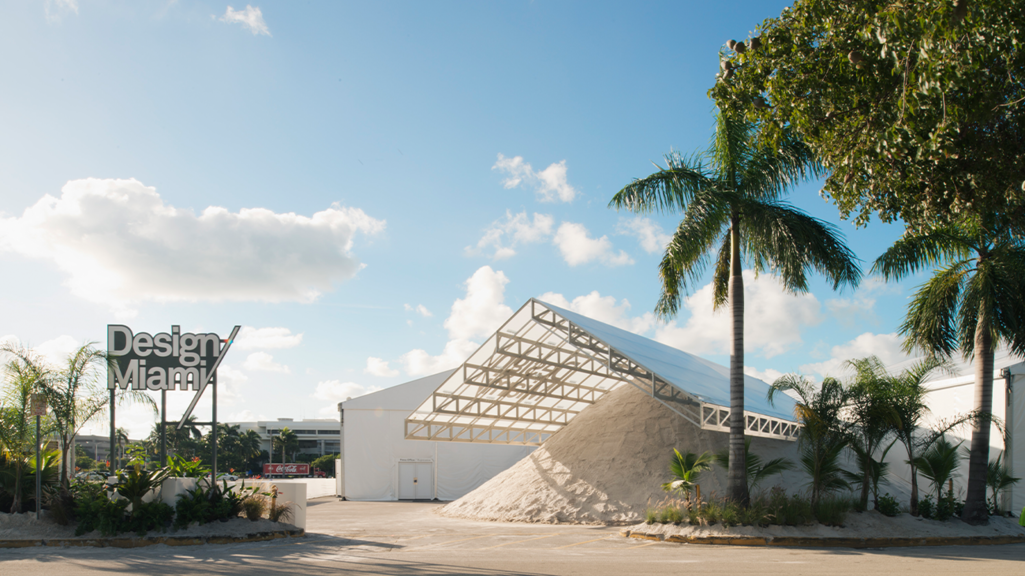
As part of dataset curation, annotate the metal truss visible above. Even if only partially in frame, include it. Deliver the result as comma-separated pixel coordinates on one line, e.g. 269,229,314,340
405,299,799,445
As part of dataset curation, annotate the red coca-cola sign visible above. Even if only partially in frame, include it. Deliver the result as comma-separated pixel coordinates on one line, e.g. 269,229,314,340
263,463,310,475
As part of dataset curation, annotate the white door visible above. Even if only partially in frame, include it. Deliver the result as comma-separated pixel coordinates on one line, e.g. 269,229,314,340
415,462,434,500
398,462,433,500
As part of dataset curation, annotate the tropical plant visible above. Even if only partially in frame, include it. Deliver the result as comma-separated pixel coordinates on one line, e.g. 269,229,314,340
874,216,1025,524
768,374,853,506
886,358,977,516
165,453,210,478
986,453,1021,514
110,463,170,514
914,436,963,504
845,439,896,512
714,440,793,493
843,356,900,511
610,112,861,504
661,449,715,497
0,344,52,513
1,449,61,512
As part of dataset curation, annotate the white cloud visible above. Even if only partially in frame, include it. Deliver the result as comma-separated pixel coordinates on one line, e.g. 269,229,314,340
312,380,381,416
34,335,83,367
469,210,554,259
242,351,290,373
234,326,303,350
404,303,432,317
400,339,479,377
45,0,78,22
538,291,655,335
553,222,633,267
215,364,248,405
799,332,907,378
654,270,822,358
218,5,270,36
616,217,672,254
744,365,787,385
443,266,514,341
364,357,399,377
493,154,579,202
0,178,384,317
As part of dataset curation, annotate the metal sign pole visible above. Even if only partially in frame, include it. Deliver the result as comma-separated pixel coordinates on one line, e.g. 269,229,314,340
160,390,166,466
35,414,41,520
212,376,218,482
109,389,116,476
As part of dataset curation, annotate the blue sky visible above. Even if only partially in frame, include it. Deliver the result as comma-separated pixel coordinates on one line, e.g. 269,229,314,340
0,1,921,438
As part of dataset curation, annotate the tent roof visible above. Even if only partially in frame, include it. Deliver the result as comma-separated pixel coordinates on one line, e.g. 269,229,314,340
342,369,456,412
405,299,799,446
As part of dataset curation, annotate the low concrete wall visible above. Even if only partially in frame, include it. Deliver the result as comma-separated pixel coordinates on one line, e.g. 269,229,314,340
157,477,310,530
265,478,335,499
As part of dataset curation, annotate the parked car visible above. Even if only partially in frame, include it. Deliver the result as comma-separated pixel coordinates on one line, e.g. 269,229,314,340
216,473,239,482
74,471,107,483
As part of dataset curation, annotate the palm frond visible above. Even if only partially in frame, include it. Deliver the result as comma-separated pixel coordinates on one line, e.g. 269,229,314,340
609,151,712,214
872,228,974,281
900,261,971,356
655,191,731,318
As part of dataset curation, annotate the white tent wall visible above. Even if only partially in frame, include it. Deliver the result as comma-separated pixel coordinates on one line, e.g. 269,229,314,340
341,370,535,501
877,362,1023,514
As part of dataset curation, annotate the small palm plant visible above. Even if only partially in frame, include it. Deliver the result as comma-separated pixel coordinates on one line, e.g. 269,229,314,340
986,454,1021,514
914,436,963,503
661,449,715,498
715,439,794,493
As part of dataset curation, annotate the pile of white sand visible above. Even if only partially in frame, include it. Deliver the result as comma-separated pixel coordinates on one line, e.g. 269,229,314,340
0,511,296,541
439,383,807,525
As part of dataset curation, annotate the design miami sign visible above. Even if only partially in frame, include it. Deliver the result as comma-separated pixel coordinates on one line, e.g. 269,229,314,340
107,324,240,428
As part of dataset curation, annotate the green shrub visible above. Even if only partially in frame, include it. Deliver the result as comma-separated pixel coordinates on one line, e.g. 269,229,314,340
644,507,656,524
813,494,851,526
765,489,814,526
127,501,174,535
876,493,900,517
917,497,934,519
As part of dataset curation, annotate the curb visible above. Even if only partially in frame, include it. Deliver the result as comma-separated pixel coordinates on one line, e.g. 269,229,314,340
0,529,305,549
620,529,1025,548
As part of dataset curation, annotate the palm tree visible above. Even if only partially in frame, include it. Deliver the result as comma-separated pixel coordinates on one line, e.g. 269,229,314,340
661,449,715,497
714,439,794,493
768,375,853,506
873,217,1025,524
610,112,861,504
0,344,50,513
273,427,299,463
914,436,963,503
986,454,1020,514
845,357,900,511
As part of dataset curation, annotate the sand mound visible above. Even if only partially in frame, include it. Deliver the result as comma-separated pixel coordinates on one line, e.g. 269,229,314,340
439,383,805,525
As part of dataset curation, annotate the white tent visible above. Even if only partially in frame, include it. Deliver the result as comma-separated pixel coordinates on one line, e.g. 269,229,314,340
339,370,534,501
882,352,1025,514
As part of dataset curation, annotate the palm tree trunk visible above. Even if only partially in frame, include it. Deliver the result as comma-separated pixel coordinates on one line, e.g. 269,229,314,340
727,213,749,506
961,310,993,524
860,448,871,511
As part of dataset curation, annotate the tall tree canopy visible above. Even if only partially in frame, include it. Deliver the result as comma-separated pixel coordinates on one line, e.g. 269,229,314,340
709,0,1025,230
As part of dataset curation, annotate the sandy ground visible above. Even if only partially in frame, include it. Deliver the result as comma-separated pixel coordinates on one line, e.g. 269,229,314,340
0,510,296,540
631,509,1025,539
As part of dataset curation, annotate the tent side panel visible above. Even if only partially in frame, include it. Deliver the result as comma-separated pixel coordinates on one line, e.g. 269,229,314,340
344,410,438,501
435,443,535,501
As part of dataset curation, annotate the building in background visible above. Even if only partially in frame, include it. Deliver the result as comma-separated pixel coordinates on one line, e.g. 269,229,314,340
230,418,341,460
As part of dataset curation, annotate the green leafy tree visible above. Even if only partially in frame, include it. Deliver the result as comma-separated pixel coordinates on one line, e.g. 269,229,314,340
661,449,715,497
710,0,1025,231
874,220,1025,524
714,439,793,493
768,375,853,506
986,454,1020,514
844,357,900,511
610,112,861,504
914,436,963,503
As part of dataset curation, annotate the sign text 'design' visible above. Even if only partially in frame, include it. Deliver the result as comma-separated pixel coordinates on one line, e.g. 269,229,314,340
107,324,222,391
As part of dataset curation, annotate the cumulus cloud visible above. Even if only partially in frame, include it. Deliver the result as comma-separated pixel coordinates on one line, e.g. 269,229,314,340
395,266,512,377
538,291,655,335
799,332,907,379
493,154,579,203
744,365,787,385
553,222,633,267
242,351,290,373
404,304,432,318
654,270,822,358
400,339,479,377
616,217,672,254
45,0,78,22
234,326,303,350
218,5,270,36
469,210,553,259
364,357,399,377
312,380,381,416
0,178,384,317
34,335,83,366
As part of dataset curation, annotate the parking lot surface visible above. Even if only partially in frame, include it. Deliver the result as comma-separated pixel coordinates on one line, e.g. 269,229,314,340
2,499,1024,575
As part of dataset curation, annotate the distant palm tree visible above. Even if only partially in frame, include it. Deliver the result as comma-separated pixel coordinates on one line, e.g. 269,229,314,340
273,427,299,463
0,344,50,513
611,112,861,504
874,217,1025,523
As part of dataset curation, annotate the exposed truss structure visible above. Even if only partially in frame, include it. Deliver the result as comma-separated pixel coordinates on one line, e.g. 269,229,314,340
405,300,799,445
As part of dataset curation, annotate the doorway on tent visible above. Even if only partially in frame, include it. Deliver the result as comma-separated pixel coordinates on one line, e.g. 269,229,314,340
398,459,434,500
